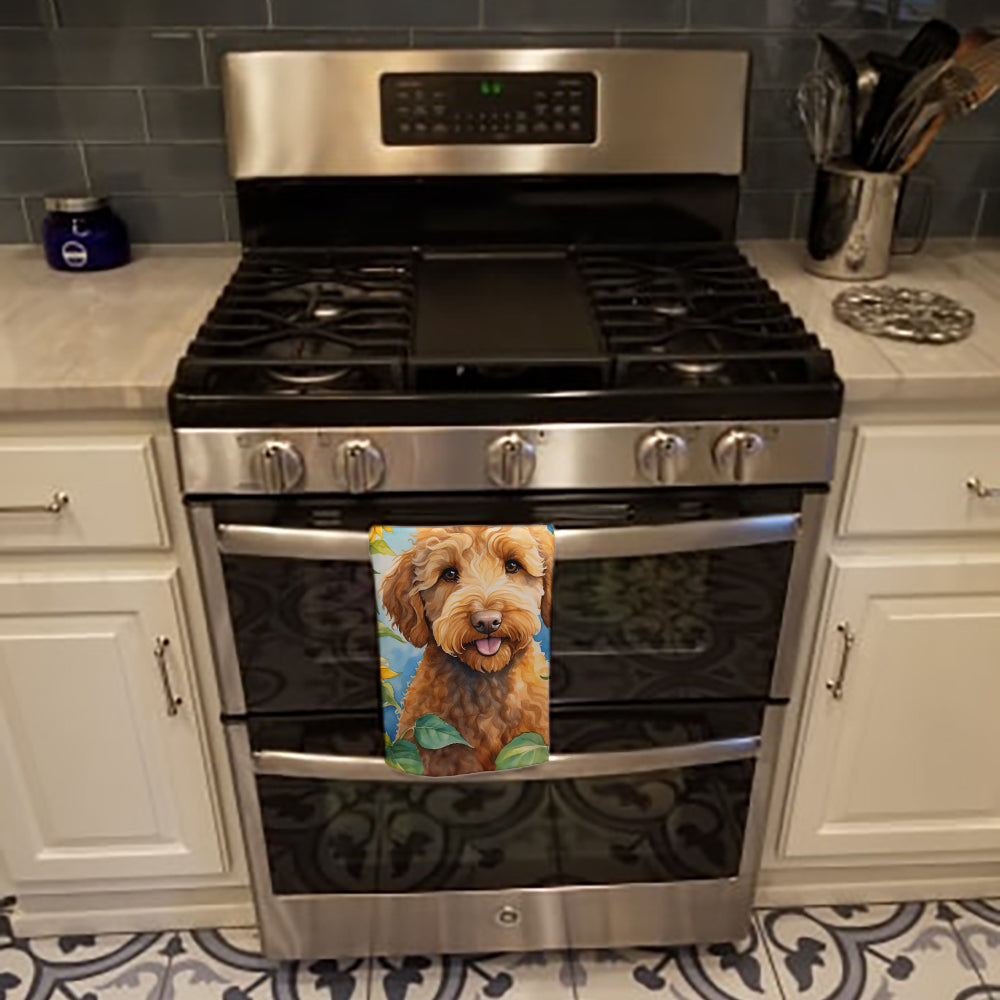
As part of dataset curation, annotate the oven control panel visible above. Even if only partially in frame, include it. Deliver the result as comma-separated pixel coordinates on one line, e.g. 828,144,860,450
380,72,597,145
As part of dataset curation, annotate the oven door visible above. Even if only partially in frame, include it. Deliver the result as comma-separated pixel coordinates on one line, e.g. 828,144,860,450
193,488,822,718
225,704,782,958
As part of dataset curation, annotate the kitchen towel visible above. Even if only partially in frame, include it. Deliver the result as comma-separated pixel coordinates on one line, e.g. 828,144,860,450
371,525,553,777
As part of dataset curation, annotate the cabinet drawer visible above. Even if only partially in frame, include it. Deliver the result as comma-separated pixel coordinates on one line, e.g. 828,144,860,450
840,425,1000,537
0,437,168,550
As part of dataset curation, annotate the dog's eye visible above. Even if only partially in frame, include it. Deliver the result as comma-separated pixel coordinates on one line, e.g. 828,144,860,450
440,567,459,582
504,559,521,574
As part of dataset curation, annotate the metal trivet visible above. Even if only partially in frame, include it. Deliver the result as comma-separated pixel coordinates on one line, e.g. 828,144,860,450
832,285,975,344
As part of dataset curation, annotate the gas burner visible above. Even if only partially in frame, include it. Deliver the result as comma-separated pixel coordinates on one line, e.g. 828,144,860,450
671,359,725,377
652,301,690,318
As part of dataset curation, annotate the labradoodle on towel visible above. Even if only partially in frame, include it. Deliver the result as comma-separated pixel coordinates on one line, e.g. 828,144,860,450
379,525,552,776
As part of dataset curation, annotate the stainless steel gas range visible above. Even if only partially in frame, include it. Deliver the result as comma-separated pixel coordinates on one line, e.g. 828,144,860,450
171,48,842,959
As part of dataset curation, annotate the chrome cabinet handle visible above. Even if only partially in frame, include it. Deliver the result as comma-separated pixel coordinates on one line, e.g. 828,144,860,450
153,636,183,717
0,491,69,515
826,622,855,700
967,477,1000,500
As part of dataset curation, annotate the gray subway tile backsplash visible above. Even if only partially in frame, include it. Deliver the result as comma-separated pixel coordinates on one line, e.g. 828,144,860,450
0,89,145,141
84,143,229,193
744,139,815,190
618,31,817,90
411,29,617,47
143,88,225,140
738,190,797,239
0,29,203,85
484,0,685,29
691,0,890,29
272,0,480,28
1,0,997,241
0,144,86,195
0,199,29,243
55,0,268,28
111,194,228,241
202,28,410,83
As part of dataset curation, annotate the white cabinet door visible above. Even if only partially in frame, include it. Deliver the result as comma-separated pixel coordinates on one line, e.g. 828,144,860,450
0,569,225,884
783,554,1000,861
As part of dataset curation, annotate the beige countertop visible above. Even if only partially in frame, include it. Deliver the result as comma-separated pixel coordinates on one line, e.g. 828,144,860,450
747,239,1000,406
0,244,238,413
1,239,999,414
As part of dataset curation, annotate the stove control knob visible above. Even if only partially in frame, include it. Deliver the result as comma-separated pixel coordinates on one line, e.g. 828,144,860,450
637,430,688,485
255,440,305,493
713,428,766,483
337,439,386,494
487,433,536,489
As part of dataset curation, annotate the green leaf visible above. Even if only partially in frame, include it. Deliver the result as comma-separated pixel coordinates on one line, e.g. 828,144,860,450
381,679,402,713
386,738,423,775
494,731,549,770
370,538,395,556
378,623,406,643
412,713,473,750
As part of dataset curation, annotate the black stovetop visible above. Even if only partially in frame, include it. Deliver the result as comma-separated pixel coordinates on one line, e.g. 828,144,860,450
169,243,841,427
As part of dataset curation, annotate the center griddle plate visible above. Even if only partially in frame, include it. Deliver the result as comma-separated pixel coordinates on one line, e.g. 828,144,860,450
414,253,602,362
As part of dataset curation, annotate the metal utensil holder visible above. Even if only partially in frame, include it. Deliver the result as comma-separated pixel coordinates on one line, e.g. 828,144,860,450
805,161,933,280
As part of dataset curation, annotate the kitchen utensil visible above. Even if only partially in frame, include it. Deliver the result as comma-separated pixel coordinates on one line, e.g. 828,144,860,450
818,34,858,155
899,18,960,68
854,57,880,141
832,285,974,343
876,63,977,170
796,68,846,162
854,53,917,168
893,38,1000,171
805,162,933,280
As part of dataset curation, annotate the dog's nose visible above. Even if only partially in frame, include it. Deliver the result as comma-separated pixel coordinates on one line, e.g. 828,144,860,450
471,610,502,635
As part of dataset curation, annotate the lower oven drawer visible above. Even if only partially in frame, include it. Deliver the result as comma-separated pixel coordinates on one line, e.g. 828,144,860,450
237,702,768,897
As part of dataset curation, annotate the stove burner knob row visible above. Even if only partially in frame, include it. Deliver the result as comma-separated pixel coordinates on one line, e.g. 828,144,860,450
713,428,766,483
255,440,305,493
337,439,387,494
487,433,536,489
636,430,688,485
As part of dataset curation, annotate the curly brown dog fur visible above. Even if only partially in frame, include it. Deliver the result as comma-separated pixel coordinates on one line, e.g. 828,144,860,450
379,525,552,776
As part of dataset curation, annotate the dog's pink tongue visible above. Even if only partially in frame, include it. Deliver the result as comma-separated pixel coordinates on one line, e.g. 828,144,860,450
475,636,502,656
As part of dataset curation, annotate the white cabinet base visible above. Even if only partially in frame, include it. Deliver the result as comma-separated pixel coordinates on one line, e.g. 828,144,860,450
782,554,1000,863
0,570,226,885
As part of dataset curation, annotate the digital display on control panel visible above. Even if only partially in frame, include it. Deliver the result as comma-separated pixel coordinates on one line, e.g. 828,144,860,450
380,72,597,145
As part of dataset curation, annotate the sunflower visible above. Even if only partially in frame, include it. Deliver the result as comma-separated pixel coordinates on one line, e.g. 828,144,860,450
369,525,393,543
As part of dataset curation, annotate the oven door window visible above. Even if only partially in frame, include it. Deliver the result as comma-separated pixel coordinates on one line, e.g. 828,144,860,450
218,538,793,713
551,541,793,702
256,758,753,896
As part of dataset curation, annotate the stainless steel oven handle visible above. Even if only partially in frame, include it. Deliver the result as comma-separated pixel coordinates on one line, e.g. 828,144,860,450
251,735,760,784
216,514,800,562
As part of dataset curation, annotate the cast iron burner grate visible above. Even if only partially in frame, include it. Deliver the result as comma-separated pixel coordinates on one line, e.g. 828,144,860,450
187,249,415,390
170,243,840,424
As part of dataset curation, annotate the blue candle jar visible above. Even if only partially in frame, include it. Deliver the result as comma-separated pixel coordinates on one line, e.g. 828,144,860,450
42,195,130,272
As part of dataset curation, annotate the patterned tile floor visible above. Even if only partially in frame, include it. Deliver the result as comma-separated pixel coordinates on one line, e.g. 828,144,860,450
1,899,999,1000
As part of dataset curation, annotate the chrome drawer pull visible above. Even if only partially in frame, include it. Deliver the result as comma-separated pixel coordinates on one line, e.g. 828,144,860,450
826,622,855,700
153,636,183,717
215,514,801,563
0,491,69,515
252,736,761,784
967,477,1000,500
